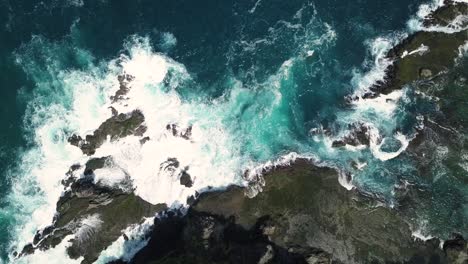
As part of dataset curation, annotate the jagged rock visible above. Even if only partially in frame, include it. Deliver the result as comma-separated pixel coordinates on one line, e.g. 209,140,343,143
179,170,193,188
166,124,192,139
68,110,146,155
21,178,167,264
84,156,112,176
139,136,150,145
332,123,370,148
128,209,332,264
125,160,465,264
110,74,134,102
366,1,468,97
424,1,468,28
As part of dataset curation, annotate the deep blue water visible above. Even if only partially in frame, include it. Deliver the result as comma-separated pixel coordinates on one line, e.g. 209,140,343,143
1,0,466,262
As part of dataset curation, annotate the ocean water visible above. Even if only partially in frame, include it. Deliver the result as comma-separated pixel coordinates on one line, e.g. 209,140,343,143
0,0,467,263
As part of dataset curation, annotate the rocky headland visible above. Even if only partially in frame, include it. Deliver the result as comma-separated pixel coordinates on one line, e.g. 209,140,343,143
16,1,468,263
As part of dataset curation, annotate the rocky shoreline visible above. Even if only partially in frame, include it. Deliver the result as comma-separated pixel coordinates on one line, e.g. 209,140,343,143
16,1,468,263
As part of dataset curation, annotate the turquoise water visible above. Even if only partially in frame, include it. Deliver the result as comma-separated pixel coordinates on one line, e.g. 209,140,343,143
0,0,466,262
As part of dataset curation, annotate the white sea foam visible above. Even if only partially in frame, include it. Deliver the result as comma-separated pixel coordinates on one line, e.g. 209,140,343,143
401,44,429,58
353,90,404,116
95,217,154,263
351,36,403,97
74,214,104,245
8,59,115,259
338,170,354,191
412,220,435,241
408,0,468,33
15,235,83,264
369,129,410,161
12,35,304,262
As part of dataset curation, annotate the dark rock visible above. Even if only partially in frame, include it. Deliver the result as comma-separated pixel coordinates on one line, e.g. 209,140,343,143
367,2,468,97
68,110,146,155
127,160,463,264
84,156,112,176
424,1,468,28
21,177,167,264
109,106,118,116
139,136,150,145
110,74,134,102
180,170,193,188
332,123,370,148
129,209,332,264
166,124,193,140
444,234,468,263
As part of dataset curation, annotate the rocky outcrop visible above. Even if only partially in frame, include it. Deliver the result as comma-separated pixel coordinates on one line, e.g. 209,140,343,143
124,160,467,264
23,176,167,263
110,74,134,103
364,1,468,98
332,123,370,148
20,177,166,264
68,110,146,155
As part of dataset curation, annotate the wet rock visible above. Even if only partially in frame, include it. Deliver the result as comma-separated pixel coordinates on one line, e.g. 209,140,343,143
424,1,468,28
110,74,134,102
139,136,150,145
179,170,193,188
21,177,166,264
166,124,192,140
367,2,468,97
127,160,459,264
83,156,111,176
68,110,146,155
332,123,370,148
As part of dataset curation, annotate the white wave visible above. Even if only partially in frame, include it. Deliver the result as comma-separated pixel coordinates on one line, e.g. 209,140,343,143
95,217,154,263
11,33,308,262
458,40,468,58
408,0,468,33
74,214,104,246
8,59,115,259
353,90,404,116
14,235,83,264
351,35,403,97
338,170,354,191
249,0,262,14
401,44,429,58
369,129,410,161
159,32,177,51
411,220,435,241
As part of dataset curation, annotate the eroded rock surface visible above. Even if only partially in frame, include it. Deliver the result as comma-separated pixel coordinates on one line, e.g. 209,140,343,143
68,110,146,155
125,160,467,264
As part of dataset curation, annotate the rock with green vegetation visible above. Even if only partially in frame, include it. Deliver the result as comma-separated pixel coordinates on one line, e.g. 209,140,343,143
424,1,468,28
127,160,467,264
68,109,146,155
367,1,467,97
21,177,167,264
